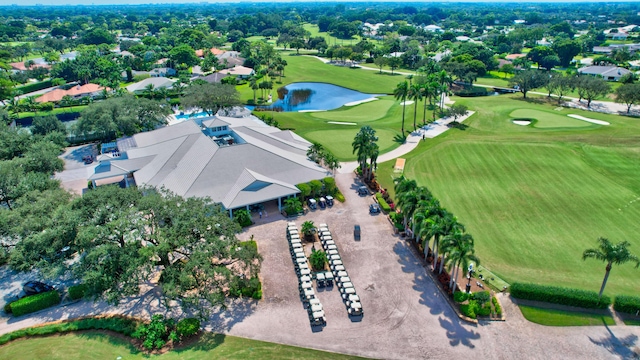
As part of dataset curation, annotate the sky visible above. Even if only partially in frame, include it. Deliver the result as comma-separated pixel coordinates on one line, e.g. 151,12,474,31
0,0,631,5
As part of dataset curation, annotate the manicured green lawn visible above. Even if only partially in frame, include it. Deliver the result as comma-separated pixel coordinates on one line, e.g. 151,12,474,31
376,95,640,296
17,106,87,119
509,108,594,129
310,99,394,123
0,332,365,360
518,305,615,326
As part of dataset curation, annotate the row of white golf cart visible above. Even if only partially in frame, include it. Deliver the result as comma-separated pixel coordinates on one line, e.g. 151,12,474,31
287,222,327,326
317,224,363,317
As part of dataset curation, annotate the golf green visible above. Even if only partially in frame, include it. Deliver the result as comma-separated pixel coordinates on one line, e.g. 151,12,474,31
510,109,594,129
311,100,394,123
304,128,399,160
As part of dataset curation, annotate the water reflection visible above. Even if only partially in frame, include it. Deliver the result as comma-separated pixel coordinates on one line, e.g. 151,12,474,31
254,82,381,112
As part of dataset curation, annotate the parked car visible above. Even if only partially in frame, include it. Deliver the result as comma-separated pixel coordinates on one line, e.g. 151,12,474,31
325,195,334,206
82,155,93,165
23,281,55,296
369,203,381,214
308,198,317,210
318,197,326,209
354,225,361,241
357,186,369,196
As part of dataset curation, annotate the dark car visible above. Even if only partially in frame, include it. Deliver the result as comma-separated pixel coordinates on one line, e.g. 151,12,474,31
354,225,361,241
23,281,55,296
369,204,381,214
357,186,369,196
82,155,93,165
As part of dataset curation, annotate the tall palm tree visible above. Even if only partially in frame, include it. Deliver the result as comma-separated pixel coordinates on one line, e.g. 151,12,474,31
408,83,422,130
398,186,432,235
306,142,325,163
143,84,156,99
393,81,409,135
442,231,479,291
583,238,640,299
436,70,452,110
23,96,38,115
352,126,378,181
432,213,464,274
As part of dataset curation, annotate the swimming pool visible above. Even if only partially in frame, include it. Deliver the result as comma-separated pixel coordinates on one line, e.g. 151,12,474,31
174,111,210,120
254,82,382,112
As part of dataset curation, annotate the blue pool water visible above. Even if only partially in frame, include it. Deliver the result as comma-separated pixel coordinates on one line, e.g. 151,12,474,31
175,111,210,120
255,82,381,112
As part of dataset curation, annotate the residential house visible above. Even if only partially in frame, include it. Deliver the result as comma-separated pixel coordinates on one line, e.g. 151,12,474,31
218,65,255,79
150,67,177,77
35,83,108,103
577,65,631,81
126,77,176,93
195,72,231,84
10,61,51,73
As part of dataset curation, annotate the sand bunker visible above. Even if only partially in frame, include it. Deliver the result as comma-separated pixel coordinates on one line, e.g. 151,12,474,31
400,100,415,106
512,120,531,126
298,110,326,113
567,114,610,125
327,121,357,125
344,98,379,107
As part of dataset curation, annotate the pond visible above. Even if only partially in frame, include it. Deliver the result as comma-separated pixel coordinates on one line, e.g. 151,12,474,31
253,82,382,112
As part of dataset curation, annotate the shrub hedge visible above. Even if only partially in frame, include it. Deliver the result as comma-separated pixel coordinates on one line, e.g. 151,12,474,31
453,86,490,97
492,296,502,317
460,300,479,319
0,316,138,346
176,318,200,337
510,282,610,309
68,284,88,300
375,193,391,213
10,291,61,317
16,79,54,94
614,295,640,314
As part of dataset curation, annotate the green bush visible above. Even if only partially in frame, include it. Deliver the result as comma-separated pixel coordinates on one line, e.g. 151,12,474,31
4,302,12,314
453,291,469,302
252,289,263,299
477,304,491,317
510,282,610,309
39,102,55,112
68,284,88,300
169,98,181,106
133,314,176,350
0,316,139,346
375,193,391,213
176,318,200,337
296,183,311,199
334,192,345,202
614,295,640,314
309,248,327,271
234,209,252,227
454,291,469,303
471,290,491,306
11,290,61,317
322,177,336,195
229,276,261,299
492,296,502,317
460,300,479,319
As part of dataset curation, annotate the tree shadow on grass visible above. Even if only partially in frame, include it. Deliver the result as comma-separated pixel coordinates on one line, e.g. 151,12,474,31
588,323,639,359
76,330,142,356
392,241,480,349
393,134,407,144
175,333,226,353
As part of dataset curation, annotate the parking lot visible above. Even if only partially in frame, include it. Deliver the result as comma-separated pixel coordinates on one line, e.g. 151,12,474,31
220,172,640,359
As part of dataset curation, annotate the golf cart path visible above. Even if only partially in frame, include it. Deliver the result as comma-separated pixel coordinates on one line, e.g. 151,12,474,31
338,108,475,174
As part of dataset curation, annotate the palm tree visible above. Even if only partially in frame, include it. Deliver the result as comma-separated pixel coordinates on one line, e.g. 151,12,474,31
6,97,22,119
582,238,640,299
436,70,452,110
143,84,156,99
325,153,341,175
442,231,479,291
23,96,38,115
306,142,325,163
393,81,409,135
408,83,422,130
301,220,316,241
429,213,464,274
352,126,378,182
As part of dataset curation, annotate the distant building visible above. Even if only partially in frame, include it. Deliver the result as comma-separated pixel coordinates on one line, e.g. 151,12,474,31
126,77,176,93
577,66,631,81
35,83,108,103
150,67,177,77
218,65,255,79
